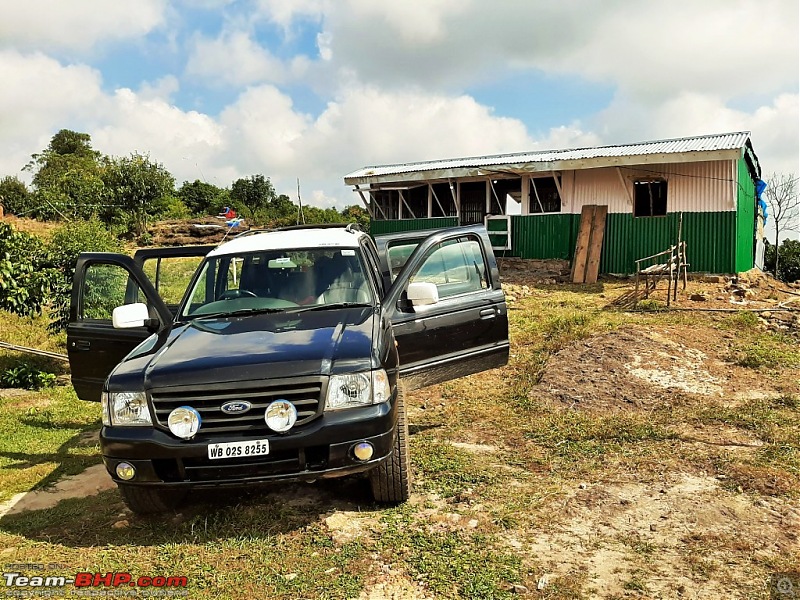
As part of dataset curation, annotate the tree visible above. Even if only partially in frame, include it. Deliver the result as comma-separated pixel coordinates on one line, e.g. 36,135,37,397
102,153,175,235
764,238,800,283
230,174,275,217
0,176,32,216
23,129,106,221
341,205,370,230
763,172,799,278
177,180,229,216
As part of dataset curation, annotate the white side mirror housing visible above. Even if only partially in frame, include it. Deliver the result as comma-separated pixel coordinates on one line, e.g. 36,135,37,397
112,303,150,329
407,282,439,306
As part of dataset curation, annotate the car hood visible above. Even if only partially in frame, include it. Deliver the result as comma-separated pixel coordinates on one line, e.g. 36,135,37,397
114,307,377,390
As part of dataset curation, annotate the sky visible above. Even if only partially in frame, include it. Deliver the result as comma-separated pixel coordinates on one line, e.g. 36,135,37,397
0,0,798,211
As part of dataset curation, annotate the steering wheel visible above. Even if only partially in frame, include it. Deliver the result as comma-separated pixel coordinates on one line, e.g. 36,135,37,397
219,289,258,300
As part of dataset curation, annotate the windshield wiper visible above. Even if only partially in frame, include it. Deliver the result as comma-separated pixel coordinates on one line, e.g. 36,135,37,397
294,302,372,313
189,307,286,320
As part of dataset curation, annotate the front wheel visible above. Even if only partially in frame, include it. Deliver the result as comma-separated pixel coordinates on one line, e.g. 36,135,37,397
369,383,411,503
118,484,186,514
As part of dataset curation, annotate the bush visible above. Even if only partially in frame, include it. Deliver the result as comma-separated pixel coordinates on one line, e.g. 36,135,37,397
46,219,122,331
0,222,54,317
0,362,57,389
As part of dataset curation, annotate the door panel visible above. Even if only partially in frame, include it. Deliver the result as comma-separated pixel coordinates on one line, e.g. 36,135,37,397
385,226,509,390
68,253,173,401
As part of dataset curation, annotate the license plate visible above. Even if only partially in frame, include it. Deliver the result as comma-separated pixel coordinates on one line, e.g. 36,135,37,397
207,439,270,460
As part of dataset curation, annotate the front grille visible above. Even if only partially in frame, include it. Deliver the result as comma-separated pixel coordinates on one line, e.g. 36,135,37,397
149,376,325,436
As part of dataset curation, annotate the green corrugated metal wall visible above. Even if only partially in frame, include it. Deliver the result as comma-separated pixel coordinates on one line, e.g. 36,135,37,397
600,212,736,274
369,217,458,236
507,215,580,260
735,158,756,272
506,212,736,274
371,211,739,274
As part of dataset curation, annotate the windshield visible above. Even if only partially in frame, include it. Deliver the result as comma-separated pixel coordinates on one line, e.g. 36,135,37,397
180,248,374,318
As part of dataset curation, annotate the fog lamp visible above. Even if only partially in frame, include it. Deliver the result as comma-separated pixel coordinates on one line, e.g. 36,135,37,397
265,400,297,433
115,462,136,481
168,406,202,439
353,442,374,462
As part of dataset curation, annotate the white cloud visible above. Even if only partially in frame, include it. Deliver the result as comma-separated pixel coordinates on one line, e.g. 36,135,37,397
595,91,800,175
137,75,180,102
0,0,166,53
310,0,797,99
185,31,287,86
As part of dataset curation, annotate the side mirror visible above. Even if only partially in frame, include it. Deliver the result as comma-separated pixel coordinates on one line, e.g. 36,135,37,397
112,303,152,329
407,282,439,306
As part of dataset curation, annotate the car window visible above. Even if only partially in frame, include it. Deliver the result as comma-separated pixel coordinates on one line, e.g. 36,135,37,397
81,263,147,321
182,248,374,317
410,237,489,299
141,255,205,306
387,242,421,280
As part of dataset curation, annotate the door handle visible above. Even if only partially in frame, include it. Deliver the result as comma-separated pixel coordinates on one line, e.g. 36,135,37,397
479,308,496,319
71,340,91,351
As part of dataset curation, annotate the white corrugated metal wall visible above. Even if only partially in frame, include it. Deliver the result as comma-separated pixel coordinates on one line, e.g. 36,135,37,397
560,160,736,215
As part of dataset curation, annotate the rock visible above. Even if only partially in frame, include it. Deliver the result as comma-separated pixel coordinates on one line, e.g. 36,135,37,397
467,519,479,529
284,573,297,581
512,583,530,594
650,523,658,531
689,293,707,301
579,482,588,489
112,520,129,529
537,574,550,590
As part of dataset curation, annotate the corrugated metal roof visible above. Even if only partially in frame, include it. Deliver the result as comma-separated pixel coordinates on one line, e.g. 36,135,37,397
344,131,752,183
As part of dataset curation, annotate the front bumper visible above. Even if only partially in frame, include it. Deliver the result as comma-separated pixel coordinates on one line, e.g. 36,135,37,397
101,399,396,489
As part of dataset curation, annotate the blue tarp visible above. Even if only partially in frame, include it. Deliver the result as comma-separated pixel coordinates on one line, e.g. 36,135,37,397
756,179,768,223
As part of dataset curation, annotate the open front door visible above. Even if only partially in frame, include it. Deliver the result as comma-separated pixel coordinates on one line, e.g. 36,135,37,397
67,248,204,401
383,226,509,391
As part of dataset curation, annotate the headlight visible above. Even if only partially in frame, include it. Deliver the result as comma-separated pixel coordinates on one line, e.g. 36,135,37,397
105,391,152,426
168,406,201,439
325,370,391,410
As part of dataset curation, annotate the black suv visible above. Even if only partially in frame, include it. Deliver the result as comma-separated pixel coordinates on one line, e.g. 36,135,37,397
67,225,509,513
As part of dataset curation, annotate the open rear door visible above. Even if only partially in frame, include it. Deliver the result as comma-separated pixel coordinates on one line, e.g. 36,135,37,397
383,226,509,391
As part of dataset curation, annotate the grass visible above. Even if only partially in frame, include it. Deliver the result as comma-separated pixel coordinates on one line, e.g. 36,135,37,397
0,279,798,598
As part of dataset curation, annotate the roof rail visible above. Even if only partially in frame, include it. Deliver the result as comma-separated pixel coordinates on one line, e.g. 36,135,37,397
231,223,364,239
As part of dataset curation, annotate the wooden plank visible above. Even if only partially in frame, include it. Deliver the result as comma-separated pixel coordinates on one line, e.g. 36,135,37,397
571,205,595,283
584,205,608,284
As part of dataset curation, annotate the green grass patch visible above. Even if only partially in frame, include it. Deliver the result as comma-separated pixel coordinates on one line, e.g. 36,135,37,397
729,333,800,369
524,409,677,470
411,437,498,498
380,508,522,599
0,386,101,501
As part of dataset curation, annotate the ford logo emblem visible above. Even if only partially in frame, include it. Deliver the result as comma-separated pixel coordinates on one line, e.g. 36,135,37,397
221,401,251,415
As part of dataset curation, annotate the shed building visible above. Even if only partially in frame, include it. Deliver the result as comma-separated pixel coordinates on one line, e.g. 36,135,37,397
344,132,761,274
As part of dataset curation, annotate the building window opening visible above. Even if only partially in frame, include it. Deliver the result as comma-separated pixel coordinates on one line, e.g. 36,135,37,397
633,180,668,217
529,176,561,213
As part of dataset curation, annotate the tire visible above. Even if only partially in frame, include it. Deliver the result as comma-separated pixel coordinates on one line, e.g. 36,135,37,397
370,382,411,503
118,484,186,514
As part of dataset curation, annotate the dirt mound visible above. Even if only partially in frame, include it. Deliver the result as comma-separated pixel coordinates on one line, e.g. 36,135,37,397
537,326,726,410
148,218,250,246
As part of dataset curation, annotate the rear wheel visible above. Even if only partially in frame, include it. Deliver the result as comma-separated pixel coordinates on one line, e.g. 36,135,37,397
370,383,411,503
118,484,186,514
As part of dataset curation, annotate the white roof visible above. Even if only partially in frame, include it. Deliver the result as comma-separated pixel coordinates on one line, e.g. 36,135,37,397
208,228,363,257
344,131,755,185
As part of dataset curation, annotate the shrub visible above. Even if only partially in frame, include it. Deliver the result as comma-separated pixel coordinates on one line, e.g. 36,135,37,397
46,219,122,331
0,362,57,389
0,222,54,317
